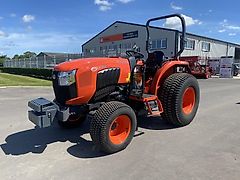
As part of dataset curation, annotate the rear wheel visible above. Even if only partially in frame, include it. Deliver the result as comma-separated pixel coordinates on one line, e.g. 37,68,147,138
90,101,137,154
159,73,200,127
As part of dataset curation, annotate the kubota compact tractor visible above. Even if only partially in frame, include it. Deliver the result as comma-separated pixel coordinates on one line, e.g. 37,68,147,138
28,14,200,154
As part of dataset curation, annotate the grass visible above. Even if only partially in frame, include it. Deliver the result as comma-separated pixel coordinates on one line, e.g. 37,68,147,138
0,73,52,86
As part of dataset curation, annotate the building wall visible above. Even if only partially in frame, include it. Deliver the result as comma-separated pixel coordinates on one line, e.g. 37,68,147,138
82,22,176,58
82,21,240,60
147,28,176,58
180,34,236,58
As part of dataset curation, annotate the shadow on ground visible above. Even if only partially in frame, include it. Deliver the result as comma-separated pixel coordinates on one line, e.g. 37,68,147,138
137,115,176,130
0,118,105,158
1,116,176,159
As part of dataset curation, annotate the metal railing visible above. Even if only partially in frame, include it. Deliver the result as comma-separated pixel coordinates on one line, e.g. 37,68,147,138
3,54,82,69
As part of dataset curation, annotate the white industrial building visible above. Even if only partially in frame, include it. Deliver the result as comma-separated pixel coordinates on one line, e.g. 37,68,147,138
82,21,240,61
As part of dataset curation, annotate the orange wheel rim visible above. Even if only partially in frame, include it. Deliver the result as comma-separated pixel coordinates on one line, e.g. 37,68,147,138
182,87,196,115
109,115,131,145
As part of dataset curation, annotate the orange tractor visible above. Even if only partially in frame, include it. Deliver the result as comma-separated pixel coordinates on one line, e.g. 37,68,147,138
28,14,200,154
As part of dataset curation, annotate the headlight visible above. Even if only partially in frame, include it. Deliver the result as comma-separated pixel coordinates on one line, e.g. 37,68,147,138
58,70,76,86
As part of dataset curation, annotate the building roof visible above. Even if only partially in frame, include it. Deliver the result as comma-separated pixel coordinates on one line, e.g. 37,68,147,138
82,21,240,48
37,52,70,57
37,52,81,58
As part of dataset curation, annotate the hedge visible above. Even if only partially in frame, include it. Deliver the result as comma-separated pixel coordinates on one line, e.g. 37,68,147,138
0,67,52,80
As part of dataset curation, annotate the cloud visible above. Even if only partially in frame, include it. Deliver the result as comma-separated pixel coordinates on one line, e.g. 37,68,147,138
225,25,240,30
218,19,240,38
95,0,112,6
170,2,183,10
223,19,228,23
0,31,8,38
94,0,134,11
220,19,240,32
22,15,35,23
164,14,201,29
117,0,134,3
218,29,226,33
99,5,112,11
94,0,113,11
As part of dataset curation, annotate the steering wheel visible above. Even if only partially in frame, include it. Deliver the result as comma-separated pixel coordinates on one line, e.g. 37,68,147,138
126,50,144,59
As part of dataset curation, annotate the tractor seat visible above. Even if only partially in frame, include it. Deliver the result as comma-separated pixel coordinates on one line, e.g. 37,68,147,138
146,51,165,67
145,51,165,77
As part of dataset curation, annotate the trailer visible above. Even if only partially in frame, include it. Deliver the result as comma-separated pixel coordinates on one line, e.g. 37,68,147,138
180,56,211,79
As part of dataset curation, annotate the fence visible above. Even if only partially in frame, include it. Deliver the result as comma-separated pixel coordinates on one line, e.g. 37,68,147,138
3,54,82,69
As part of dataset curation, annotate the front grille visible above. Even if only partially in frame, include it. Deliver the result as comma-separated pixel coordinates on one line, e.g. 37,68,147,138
52,71,77,105
91,68,120,102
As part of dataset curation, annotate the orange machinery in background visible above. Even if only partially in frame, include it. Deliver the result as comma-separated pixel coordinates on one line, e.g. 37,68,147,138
180,56,212,79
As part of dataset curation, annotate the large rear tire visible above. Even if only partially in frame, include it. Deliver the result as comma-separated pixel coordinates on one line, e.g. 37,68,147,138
90,101,137,154
159,73,200,127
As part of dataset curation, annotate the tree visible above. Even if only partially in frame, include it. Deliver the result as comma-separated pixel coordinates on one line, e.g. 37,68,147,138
12,51,37,59
13,54,19,59
23,51,36,58
0,55,10,67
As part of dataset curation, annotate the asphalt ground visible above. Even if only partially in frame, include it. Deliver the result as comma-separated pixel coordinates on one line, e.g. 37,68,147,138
0,78,240,180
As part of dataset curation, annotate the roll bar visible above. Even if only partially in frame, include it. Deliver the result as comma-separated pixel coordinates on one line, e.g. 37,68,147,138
146,14,186,59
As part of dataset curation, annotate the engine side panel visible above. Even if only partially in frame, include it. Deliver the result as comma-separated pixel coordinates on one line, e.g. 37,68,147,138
92,68,120,101
96,68,120,90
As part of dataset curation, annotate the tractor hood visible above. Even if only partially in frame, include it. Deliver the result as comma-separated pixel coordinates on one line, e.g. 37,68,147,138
52,57,131,104
54,57,129,72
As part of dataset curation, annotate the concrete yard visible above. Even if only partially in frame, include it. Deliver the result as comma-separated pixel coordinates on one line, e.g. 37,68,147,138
0,78,240,180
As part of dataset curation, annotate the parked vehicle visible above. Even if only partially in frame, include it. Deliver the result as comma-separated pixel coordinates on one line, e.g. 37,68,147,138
233,63,240,76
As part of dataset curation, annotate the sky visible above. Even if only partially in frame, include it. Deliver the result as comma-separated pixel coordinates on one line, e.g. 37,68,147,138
0,0,240,57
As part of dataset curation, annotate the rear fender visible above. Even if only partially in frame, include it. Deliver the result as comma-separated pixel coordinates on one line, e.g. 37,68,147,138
149,61,190,95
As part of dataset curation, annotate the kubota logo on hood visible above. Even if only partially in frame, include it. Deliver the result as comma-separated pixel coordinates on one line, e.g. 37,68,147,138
91,65,107,72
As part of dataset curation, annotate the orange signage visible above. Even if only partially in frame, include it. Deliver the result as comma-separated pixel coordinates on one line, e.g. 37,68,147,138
100,34,123,43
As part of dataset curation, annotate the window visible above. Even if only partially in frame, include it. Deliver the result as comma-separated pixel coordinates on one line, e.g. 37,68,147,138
109,45,113,50
89,47,96,54
118,44,122,52
185,39,195,50
150,39,167,50
202,42,210,52
102,46,107,55
151,40,157,49
113,45,117,50
159,39,167,49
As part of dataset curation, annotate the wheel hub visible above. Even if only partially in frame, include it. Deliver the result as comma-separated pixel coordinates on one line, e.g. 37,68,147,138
182,87,196,115
109,115,131,145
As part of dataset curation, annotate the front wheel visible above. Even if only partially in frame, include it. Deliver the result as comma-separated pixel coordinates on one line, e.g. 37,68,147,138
159,73,200,127
90,101,137,154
